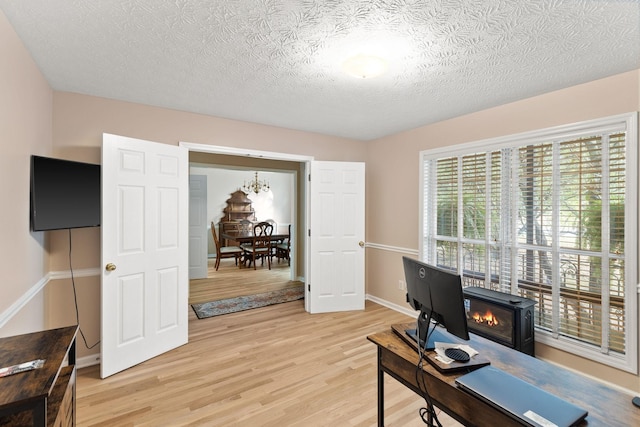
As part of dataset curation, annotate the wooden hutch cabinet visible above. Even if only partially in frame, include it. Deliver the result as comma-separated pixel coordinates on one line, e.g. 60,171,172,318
218,190,255,246
222,190,255,222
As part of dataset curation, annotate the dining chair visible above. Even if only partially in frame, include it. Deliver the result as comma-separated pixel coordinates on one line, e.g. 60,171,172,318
238,218,253,233
276,224,291,266
264,219,278,259
211,222,244,270
243,221,274,270
237,218,254,249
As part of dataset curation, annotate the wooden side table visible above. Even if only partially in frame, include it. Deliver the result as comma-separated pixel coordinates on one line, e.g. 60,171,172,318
0,325,78,426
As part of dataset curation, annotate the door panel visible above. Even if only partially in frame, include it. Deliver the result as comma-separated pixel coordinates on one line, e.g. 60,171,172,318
309,161,365,313
101,133,188,378
158,267,179,330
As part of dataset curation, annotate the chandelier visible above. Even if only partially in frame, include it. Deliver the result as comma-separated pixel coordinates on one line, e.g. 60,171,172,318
243,171,270,194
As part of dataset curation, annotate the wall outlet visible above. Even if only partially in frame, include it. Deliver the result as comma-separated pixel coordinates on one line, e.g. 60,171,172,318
398,279,406,290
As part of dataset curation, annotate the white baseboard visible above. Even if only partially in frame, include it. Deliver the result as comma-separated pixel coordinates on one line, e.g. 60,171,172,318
77,353,101,369
365,294,417,319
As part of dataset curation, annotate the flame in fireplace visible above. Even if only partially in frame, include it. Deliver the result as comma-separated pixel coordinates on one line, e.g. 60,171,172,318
471,310,500,327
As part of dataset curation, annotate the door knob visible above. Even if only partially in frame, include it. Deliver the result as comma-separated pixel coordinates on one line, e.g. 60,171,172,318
359,241,365,248
105,263,117,272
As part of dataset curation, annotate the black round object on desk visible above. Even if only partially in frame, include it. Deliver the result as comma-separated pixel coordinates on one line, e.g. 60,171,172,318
445,348,470,362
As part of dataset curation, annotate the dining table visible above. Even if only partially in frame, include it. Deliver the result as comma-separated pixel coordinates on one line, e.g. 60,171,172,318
221,229,290,268
221,230,289,245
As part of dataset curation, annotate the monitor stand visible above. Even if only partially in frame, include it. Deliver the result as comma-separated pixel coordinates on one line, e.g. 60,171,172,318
405,327,450,351
404,315,451,351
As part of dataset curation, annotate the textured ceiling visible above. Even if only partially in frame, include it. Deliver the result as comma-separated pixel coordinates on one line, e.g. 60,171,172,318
1,0,639,140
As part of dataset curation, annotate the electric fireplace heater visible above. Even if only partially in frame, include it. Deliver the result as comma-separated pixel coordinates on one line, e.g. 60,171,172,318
463,287,536,356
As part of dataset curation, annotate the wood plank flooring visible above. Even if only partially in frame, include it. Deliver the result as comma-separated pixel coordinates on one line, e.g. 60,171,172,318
189,258,299,304
76,258,461,426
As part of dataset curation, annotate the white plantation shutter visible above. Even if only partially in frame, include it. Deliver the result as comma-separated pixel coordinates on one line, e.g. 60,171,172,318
420,113,637,373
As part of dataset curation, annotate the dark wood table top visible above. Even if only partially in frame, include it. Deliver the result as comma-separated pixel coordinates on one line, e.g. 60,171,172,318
368,323,640,427
221,231,289,244
0,326,77,409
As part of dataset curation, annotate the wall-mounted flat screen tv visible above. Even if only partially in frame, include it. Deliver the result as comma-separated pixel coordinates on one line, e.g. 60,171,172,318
30,155,101,231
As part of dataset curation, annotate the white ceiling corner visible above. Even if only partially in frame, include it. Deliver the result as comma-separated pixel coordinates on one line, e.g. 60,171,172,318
1,0,638,141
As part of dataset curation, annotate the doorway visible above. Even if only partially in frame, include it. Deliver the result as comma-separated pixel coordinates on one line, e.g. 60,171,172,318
189,165,295,276
182,141,367,315
188,166,298,305
184,142,311,308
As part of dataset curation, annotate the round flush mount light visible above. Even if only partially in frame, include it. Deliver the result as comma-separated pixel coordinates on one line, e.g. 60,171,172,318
341,54,388,79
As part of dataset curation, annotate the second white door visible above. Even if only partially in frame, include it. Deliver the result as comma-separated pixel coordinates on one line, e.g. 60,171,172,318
308,161,365,313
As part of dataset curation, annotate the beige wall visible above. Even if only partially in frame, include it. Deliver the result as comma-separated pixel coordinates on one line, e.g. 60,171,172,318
365,69,640,392
0,10,53,337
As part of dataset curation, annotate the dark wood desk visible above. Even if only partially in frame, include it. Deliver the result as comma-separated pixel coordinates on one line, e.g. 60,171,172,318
368,323,639,426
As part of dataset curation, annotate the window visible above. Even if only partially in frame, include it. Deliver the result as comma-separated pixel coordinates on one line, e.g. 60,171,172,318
421,113,638,372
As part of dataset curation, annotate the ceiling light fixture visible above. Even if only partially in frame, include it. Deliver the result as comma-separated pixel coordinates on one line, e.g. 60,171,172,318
342,54,388,79
243,171,270,194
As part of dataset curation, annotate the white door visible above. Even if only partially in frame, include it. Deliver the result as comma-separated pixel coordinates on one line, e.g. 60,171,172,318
189,175,208,279
101,134,188,378
308,161,365,313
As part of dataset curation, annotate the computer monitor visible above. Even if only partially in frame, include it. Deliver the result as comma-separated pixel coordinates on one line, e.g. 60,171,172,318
403,256,470,350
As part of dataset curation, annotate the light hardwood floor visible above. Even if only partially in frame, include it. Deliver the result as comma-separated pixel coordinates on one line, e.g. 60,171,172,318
189,257,300,304
77,258,461,426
